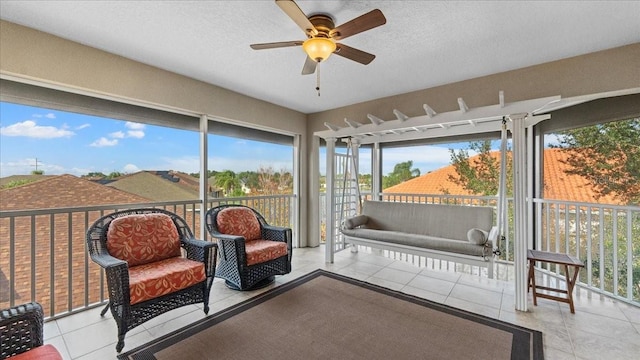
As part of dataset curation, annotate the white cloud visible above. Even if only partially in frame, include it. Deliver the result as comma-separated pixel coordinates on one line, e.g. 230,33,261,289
127,130,145,139
124,122,145,138
76,123,91,130
109,131,125,139
90,137,118,147
123,164,140,173
32,113,56,119
0,158,65,177
125,122,145,130
0,120,74,138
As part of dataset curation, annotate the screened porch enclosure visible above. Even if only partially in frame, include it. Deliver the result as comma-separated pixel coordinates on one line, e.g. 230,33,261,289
316,88,640,312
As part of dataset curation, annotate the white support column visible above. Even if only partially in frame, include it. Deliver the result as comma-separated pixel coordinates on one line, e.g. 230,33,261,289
292,134,301,248
198,114,208,240
349,138,361,210
372,142,381,200
526,124,535,251
511,113,529,312
325,137,337,263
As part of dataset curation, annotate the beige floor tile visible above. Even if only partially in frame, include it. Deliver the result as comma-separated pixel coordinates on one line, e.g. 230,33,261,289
406,273,456,296
39,247,640,359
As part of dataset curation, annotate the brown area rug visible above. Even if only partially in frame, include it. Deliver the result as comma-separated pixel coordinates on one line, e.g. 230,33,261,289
118,269,543,360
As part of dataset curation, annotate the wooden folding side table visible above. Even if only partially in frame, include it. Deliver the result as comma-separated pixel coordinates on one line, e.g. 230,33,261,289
527,249,584,314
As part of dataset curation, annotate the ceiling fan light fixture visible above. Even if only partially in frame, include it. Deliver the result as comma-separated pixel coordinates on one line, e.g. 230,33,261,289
302,37,336,62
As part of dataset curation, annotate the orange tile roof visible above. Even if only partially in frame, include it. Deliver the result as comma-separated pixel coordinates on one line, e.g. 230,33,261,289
384,148,624,205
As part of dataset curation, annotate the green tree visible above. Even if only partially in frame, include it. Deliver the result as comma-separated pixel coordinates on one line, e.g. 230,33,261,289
383,161,420,188
238,171,260,190
82,172,107,178
31,170,44,175
215,170,240,196
2,179,34,189
107,171,123,179
445,140,512,196
553,117,640,205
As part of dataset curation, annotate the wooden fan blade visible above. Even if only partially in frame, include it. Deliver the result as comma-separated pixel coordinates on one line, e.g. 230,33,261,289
334,43,375,65
330,9,386,41
250,40,303,50
276,0,318,36
302,56,317,75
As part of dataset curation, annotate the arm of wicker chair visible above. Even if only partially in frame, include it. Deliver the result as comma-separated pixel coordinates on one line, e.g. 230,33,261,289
262,225,292,243
89,253,130,308
211,234,246,262
182,237,217,277
0,302,44,358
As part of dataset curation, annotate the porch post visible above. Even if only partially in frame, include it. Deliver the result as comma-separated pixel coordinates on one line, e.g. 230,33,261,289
511,113,529,312
325,137,337,263
372,142,382,200
199,114,208,240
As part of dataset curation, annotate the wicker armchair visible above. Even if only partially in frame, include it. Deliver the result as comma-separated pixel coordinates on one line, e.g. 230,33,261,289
205,205,292,290
0,302,62,360
86,208,217,352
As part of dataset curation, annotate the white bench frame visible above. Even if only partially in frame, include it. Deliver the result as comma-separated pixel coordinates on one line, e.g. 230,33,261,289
343,234,496,279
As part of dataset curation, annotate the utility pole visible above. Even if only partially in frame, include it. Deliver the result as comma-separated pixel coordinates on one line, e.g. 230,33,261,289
31,158,43,174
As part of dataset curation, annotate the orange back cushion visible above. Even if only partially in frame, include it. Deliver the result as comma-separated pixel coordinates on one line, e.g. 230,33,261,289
216,207,261,241
106,213,182,266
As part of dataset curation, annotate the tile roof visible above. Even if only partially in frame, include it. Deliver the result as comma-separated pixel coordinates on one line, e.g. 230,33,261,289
384,148,623,205
0,174,55,188
105,171,200,201
0,174,149,210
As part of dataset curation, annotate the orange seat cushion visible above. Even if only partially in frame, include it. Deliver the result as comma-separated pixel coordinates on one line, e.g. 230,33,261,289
245,240,288,266
128,257,206,305
10,345,63,360
107,213,182,266
216,207,261,241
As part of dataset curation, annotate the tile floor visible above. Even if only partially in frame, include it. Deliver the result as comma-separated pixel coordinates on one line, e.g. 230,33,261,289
42,246,640,360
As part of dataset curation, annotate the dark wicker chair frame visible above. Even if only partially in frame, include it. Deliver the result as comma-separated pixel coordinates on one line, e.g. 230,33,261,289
205,204,292,291
86,208,217,352
0,302,46,359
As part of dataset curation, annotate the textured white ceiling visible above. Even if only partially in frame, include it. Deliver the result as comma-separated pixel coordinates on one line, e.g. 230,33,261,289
1,1,639,114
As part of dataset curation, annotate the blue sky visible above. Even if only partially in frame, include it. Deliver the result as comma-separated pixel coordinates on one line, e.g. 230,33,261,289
1,102,547,178
0,102,293,177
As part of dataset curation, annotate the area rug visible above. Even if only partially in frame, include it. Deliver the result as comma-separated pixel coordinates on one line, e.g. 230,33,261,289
119,269,543,360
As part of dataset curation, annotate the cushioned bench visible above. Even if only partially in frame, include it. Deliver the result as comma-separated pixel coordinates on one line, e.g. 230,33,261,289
341,201,497,278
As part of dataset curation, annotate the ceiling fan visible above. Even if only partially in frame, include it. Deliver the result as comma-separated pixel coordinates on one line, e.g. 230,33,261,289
250,0,387,78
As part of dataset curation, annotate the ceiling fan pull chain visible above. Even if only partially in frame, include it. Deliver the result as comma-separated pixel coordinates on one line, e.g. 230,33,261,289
316,62,321,96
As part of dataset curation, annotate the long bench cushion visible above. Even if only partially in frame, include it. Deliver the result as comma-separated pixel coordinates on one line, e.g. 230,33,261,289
359,201,493,241
128,257,206,305
341,229,491,257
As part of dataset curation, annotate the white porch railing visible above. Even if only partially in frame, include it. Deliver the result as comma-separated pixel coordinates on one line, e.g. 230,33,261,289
0,195,295,319
320,192,640,306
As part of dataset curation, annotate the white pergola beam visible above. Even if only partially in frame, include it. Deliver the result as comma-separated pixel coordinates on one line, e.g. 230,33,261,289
367,114,385,125
393,109,409,122
344,118,363,128
314,96,559,141
423,104,437,118
324,122,342,131
457,97,469,113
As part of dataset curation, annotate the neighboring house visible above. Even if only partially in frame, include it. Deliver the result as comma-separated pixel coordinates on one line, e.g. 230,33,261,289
384,148,623,205
104,171,200,201
0,174,55,189
0,174,151,315
0,174,149,210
